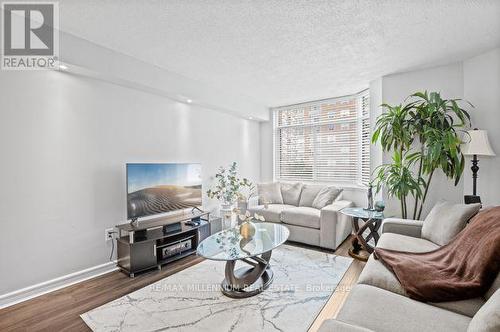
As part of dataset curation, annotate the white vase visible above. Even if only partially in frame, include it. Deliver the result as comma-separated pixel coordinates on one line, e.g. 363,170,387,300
220,202,234,228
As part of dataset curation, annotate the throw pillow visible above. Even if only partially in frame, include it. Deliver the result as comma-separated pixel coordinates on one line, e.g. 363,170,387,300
422,201,481,246
280,182,303,206
257,182,283,205
298,184,324,207
467,289,500,332
312,186,343,209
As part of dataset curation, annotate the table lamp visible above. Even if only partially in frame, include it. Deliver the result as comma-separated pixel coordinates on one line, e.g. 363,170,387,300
462,128,496,204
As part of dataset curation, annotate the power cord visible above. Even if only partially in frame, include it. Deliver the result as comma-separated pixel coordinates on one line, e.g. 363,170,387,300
109,231,118,261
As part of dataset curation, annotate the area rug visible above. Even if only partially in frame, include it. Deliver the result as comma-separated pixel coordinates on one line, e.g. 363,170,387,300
81,245,352,332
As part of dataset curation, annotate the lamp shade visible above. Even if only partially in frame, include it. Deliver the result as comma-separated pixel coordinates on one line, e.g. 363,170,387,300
462,130,496,156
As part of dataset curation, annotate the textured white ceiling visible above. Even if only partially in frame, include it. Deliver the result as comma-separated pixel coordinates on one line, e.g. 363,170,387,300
58,0,500,107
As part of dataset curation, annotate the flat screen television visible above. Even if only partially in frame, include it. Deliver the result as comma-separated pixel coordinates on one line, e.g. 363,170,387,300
126,163,202,220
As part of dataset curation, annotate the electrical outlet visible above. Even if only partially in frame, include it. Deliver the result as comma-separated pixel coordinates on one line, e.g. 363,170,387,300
105,228,115,242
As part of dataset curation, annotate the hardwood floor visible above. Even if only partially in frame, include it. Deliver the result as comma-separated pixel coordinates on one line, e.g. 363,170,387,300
0,256,204,332
0,236,364,332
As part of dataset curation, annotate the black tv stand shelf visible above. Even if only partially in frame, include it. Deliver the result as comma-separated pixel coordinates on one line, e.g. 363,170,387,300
115,211,210,277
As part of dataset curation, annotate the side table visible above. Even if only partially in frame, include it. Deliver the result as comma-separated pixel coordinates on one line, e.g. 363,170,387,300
340,207,385,261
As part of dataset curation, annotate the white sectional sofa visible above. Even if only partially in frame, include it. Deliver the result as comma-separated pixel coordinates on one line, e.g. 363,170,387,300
247,182,353,250
319,214,500,332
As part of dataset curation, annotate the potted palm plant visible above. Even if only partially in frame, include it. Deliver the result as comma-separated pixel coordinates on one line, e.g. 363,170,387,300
372,91,471,219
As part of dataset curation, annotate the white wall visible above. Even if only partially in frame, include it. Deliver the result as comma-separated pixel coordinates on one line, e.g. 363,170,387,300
463,48,500,206
259,110,274,182
0,70,260,295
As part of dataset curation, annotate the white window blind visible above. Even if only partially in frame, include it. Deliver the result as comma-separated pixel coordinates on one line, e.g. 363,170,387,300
273,90,370,186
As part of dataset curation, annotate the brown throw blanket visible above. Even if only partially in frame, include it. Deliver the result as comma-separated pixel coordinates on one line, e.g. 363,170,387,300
374,206,500,302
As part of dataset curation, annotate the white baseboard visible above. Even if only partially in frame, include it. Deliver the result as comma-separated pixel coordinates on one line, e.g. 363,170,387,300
0,261,119,309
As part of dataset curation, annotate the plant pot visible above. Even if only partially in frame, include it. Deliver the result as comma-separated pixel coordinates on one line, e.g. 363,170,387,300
239,221,256,239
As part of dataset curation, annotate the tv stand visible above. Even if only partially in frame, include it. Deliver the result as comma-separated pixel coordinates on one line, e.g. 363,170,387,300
115,211,211,277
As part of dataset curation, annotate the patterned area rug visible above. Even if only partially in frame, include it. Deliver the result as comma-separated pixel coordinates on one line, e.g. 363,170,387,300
81,245,352,332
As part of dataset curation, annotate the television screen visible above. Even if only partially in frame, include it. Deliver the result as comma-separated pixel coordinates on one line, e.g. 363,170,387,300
126,163,202,220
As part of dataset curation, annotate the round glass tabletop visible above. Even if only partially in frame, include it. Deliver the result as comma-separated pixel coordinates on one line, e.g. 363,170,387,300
197,222,290,261
341,207,385,220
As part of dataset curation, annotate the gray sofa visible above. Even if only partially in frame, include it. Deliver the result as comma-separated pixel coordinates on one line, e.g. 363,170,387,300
319,215,500,332
247,182,353,250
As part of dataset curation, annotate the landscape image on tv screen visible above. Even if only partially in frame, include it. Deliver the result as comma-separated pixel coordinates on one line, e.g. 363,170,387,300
127,163,202,219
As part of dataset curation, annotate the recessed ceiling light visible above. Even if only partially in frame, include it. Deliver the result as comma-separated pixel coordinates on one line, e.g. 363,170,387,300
59,64,68,71
186,99,192,103
249,117,253,120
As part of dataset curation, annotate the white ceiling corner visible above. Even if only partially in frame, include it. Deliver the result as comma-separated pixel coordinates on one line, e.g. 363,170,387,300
57,0,500,107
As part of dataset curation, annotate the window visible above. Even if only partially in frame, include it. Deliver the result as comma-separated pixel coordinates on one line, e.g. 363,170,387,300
273,90,370,186
340,109,351,117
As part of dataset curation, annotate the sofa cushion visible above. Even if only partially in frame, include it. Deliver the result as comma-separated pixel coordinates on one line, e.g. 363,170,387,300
422,201,481,246
376,232,440,252
280,182,303,206
337,285,471,332
246,204,293,223
298,184,324,207
312,186,343,209
281,207,321,229
468,289,500,332
257,182,283,205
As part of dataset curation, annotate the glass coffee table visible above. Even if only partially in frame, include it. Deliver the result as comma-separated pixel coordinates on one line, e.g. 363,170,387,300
197,222,289,298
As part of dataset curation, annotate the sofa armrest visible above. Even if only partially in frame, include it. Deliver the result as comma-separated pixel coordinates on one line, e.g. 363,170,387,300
381,218,424,238
248,196,259,208
319,200,354,249
321,199,354,213
318,319,374,332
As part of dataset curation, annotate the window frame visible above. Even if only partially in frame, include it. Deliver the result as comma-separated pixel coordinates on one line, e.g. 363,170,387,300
272,89,370,188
